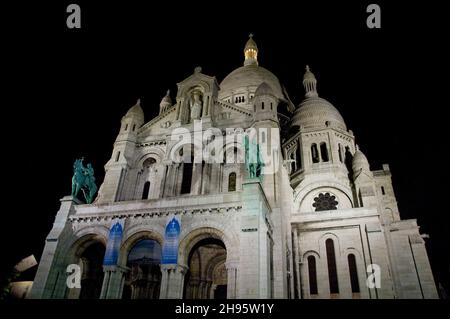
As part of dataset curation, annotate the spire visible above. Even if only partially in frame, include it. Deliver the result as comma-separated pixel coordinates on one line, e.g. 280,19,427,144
244,33,258,66
303,65,318,98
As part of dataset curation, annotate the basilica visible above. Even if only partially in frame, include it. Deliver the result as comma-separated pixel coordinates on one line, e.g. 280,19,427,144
29,35,438,299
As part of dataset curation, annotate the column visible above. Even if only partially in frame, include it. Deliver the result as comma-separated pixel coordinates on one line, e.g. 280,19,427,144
225,261,238,299
160,264,188,299
101,265,128,299
292,227,303,299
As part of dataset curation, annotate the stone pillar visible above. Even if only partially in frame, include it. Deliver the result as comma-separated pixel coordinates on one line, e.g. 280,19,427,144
101,265,128,299
191,163,202,195
292,227,303,299
28,196,80,299
225,261,238,299
239,178,271,298
159,264,187,299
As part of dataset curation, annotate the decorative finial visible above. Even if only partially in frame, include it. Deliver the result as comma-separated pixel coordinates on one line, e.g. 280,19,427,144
249,33,254,38
303,65,318,98
166,89,170,96
194,66,202,74
136,98,141,105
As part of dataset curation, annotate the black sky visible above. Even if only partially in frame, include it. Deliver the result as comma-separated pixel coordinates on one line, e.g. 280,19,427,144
2,1,449,295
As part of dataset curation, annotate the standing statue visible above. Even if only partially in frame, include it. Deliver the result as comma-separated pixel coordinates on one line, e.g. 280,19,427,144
244,135,263,178
189,90,203,121
71,158,98,204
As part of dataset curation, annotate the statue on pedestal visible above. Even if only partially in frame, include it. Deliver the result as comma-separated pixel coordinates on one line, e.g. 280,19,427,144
71,158,98,204
189,90,203,121
244,135,263,178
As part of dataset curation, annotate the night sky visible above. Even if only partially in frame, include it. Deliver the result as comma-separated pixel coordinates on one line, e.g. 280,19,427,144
2,1,449,296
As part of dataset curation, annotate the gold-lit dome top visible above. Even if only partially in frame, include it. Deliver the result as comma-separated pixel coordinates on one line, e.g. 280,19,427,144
244,34,258,66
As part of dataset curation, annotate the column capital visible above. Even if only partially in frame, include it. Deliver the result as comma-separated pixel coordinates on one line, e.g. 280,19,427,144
160,264,188,275
225,260,239,271
103,265,129,273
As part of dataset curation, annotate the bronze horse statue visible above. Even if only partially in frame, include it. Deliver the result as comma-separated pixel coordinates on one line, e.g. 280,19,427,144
71,158,97,204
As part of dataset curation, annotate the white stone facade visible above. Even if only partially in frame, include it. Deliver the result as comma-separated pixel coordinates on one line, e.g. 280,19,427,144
29,36,438,299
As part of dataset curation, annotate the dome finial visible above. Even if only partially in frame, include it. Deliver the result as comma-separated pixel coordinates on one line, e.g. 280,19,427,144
166,89,170,96
136,98,141,105
244,34,258,66
303,65,318,98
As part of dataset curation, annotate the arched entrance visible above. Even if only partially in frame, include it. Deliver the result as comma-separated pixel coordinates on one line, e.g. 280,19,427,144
78,242,105,299
122,239,162,299
183,238,227,299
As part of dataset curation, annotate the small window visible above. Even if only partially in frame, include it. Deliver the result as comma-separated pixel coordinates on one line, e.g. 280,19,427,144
308,256,318,295
115,151,121,162
270,102,273,110
381,186,385,195
261,131,266,143
320,142,329,162
348,254,360,293
262,102,265,110
338,144,343,163
142,181,150,200
311,144,319,163
228,172,236,192
124,123,128,131
132,124,136,132
326,239,339,294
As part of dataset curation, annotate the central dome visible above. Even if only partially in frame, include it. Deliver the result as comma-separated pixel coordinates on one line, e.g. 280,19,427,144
218,35,284,102
219,65,284,100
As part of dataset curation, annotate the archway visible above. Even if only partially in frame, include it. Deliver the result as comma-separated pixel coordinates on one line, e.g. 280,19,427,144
183,238,227,299
78,242,105,299
122,239,162,299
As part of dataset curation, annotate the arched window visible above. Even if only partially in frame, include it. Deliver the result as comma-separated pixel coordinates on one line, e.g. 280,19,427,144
296,142,302,170
320,142,329,162
270,102,273,110
262,102,265,110
228,172,236,192
307,255,318,295
311,144,319,163
348,254,360,294
142,181,150,200
338,144,343,163
124,123,128,131
116,151,121,162
381,186,385,195
180,151,193,195
132,124,136,132
123,239,162,299
326,239,339,294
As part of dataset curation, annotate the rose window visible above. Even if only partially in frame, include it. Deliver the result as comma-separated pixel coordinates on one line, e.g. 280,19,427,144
312,192,338,211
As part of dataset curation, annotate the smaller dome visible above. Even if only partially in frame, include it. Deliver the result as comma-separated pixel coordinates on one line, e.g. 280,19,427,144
352,146,371,174
291,66,346,131
291,97,347,131
125,99,144,122
255,82,274,96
